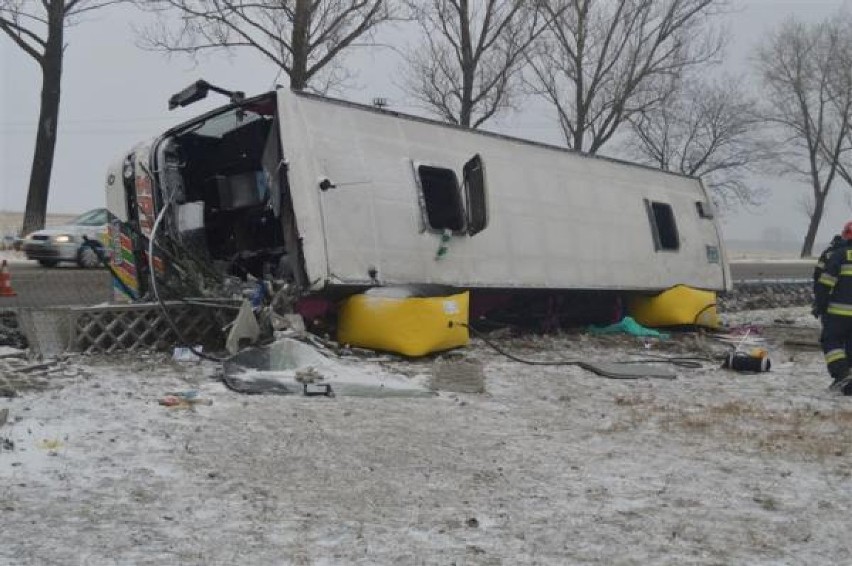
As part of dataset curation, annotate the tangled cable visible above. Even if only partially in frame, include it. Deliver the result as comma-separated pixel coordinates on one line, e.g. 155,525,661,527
452,321,715,379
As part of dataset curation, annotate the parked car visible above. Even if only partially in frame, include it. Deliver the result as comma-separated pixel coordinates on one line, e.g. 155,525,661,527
21,208,112,268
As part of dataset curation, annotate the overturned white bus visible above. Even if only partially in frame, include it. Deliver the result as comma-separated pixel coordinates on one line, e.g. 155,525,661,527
104,84,730,326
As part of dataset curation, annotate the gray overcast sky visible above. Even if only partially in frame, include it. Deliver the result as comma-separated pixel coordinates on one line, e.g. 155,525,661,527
1,0,851,244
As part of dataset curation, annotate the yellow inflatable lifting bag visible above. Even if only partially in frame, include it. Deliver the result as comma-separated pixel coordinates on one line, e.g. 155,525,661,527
337,291,470,357
627,285,719,329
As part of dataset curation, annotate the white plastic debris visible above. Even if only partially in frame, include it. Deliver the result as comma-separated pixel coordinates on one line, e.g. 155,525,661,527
225,299,261,355
172,346,203,362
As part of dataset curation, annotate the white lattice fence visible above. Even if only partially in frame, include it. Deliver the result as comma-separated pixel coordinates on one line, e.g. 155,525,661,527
68,302,233,354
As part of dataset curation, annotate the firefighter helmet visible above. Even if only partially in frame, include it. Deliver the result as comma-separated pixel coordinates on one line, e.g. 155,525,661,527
843,221,852,240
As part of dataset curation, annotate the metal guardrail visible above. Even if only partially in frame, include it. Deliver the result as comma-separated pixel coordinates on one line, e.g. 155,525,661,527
733,278,811,286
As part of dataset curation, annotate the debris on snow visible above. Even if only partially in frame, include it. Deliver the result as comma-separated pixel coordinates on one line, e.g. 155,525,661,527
223,337,433,398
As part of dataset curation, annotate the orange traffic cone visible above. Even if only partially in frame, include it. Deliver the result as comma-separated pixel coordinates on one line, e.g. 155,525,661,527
0,260,17,297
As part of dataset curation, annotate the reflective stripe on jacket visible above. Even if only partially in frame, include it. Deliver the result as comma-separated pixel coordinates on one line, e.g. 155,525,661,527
827,302,852,316
825,348,847,363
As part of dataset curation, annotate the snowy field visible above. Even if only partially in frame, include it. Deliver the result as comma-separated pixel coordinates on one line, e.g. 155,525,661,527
1,306,851,565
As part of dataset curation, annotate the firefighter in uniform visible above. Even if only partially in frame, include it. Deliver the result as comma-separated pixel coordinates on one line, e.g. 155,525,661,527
814,221,852,394
814,234,843,296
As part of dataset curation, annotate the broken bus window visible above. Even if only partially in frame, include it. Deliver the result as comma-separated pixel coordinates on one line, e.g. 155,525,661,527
417,165,465,232
646,200,680,251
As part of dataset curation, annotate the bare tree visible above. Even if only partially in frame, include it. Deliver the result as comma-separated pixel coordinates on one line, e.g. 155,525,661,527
0,0,121,235
626,76,770,210
756,17,852,257
402,0,550,129
527,0,726,154
825,18,852,218
136,0,393,92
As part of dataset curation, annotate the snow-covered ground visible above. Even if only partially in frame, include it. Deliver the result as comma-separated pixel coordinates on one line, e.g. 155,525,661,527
1,306,850,565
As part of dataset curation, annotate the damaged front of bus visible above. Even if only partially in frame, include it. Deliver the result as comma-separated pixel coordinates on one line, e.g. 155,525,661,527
104,82,308,305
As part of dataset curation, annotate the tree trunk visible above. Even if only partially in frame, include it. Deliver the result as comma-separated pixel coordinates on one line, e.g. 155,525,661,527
801,192,826,258
573,4,586,153
21,2,63,236
458,0,473,128
290,0,311,91
459,69,474,127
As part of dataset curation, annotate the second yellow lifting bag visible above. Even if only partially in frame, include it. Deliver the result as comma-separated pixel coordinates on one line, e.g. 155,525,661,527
627,285,719,329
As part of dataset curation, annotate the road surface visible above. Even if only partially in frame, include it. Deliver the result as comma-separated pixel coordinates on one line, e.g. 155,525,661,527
0,261,111,309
